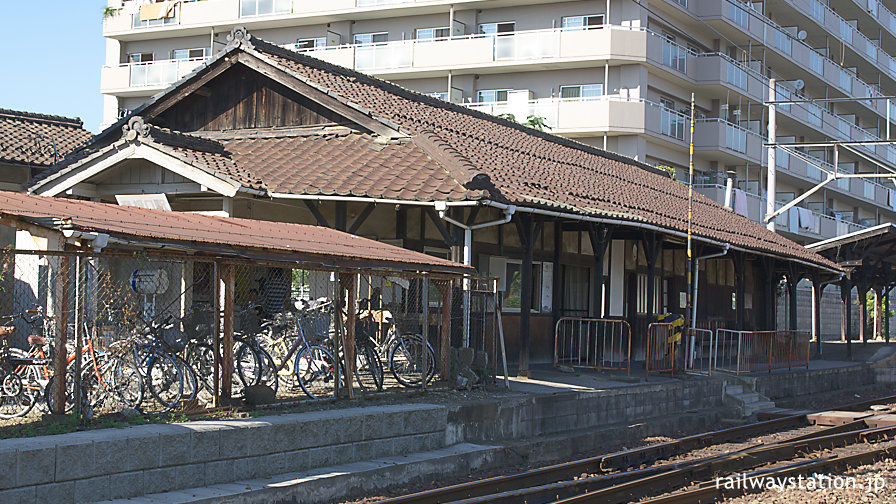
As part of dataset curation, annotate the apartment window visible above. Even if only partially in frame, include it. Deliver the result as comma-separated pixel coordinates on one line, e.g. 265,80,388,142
809,0,825,22
479,22,515,36
240,0,291,17
726,61,747,89
560,84,603,100
775,83,791,112
661,34,687,73
172,48,207,60
774,29,791,55
839,68,853,91
476,89,510,103
127,52,153,64
807,102,823,127
728,1,749,29
725,124,747,153
503,261,542,311
296,37,326,49
415,27,450,41
132,4,179,28
660,98,686,140
808,50,824,75
561,14,604,30
353,32,388,45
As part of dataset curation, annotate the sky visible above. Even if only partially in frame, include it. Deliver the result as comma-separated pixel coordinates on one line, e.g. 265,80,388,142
1,2,108,133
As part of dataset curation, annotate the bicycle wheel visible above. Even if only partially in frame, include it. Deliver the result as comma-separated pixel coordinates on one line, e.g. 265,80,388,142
294,345,339,399
109,352,143,410
8,348,45,415
184,342,215,395
45,364,84,414
388,335,436,388
234,341,262,395
354,343,383,392
144,351,183,414
254,346,279,396
170,354,198,403
0,369,37,419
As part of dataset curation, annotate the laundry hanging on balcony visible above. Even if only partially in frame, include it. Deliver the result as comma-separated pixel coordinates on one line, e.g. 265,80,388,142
139,1,178,21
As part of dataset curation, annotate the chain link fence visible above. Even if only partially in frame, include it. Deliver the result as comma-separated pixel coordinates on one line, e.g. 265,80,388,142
0,249,501,421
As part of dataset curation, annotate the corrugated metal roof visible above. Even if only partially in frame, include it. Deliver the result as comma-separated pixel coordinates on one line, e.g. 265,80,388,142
0,191,471,275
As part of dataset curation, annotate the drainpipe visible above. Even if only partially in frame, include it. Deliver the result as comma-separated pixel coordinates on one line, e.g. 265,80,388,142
435,201,516,346
691,244,730,329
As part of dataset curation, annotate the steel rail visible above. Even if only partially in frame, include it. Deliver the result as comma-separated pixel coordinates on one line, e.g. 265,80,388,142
378,395,896,504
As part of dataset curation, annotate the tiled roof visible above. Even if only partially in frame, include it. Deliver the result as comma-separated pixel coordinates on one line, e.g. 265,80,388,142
0,191,472,274
208,129,477,200
0,109,93,167
243,39,836,269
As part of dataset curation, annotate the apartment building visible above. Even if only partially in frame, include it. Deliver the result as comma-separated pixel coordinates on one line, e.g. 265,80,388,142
100,0,896,247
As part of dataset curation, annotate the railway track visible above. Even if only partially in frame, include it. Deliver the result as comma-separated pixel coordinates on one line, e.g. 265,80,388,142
377,394,896,504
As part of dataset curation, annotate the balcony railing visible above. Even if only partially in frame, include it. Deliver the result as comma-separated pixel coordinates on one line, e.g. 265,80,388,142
694,184,868,239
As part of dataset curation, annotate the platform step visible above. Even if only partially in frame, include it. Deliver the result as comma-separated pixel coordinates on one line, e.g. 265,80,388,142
731,392,761,404
726,384,744,395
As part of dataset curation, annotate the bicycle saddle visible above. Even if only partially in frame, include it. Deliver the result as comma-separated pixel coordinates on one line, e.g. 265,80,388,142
28,335,46,346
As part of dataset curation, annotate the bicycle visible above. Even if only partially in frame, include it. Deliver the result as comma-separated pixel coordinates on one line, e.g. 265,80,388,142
0,319,50,419
356,299,435,388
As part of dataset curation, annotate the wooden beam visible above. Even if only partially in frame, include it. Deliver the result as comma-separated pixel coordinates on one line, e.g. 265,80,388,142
437,280,452,382
348,203,376,234
303,200,331,228
517,214,535,377
52,256,70,415
425,208,455,247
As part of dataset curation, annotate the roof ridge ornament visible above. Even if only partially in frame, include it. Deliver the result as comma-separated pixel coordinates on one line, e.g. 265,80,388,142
227,26,254,50
122,116,150,142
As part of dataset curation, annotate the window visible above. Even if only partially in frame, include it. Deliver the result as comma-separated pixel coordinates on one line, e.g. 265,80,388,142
503,261,542,311
809,0,825,22
476,89,510,103
296,37,326,49
353,32,388,45
774,28,791,55
636,274,662,314
561,14,604,30
415,27,450,41
839,68,852,91
478,22,515,36
560,84,603,100
726,61,747,89
240,0,291,17
728,1,749,29
840,19,854,45
662,34,687,73
172,48,207,60
562,265,590,316
660,98,686,140
127,52,153,63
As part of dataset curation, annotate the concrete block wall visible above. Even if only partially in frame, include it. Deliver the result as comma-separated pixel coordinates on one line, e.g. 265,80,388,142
749,364,877,401
0,404,446,503
446,380,724,444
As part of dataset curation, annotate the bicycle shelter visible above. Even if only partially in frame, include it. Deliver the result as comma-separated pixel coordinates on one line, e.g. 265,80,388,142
0,191,505,415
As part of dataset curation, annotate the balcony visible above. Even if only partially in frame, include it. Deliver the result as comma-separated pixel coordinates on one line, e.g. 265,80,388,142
293,26,648,77
694,119,763,163
694,184,867,240
464,96,647,136
101,57,207,96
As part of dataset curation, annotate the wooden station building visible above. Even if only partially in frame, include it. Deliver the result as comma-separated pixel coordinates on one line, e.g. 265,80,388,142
27,28,840,373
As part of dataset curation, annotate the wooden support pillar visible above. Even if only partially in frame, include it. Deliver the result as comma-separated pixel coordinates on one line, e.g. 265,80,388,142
220,263,234,405
588,224,612,319
812,275,824,357
339,272,356,398
859,282,868,345
762,258,777,330
881,285,893,345
517,214,535,377
841,277,852,359
438,280,451,381
787,273,798,331
51,256,70,415
552,221,562,324
875,286,883,341
335,202,347,231
734,253,746,330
